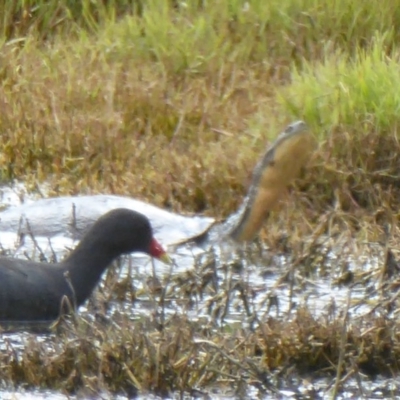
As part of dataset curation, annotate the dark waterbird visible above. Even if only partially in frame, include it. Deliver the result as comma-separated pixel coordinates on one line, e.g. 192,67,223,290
0,208,170,323
0,121,315,249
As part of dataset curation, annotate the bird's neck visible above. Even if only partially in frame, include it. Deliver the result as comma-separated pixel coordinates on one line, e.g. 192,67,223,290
60,236,119,306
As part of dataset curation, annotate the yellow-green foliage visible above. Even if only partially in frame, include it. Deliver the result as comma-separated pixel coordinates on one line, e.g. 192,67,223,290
2,1,400,396
280,35,400,134
1,0,400,216
277,35,400,212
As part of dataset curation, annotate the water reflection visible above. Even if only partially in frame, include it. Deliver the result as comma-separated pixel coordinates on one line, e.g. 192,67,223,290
3,375,400,400
0,184,396,398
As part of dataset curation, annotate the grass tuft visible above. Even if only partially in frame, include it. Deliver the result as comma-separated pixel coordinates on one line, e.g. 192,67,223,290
2,1,400,395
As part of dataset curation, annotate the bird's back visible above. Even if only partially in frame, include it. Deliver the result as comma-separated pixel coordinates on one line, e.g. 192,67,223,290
0,257,72,322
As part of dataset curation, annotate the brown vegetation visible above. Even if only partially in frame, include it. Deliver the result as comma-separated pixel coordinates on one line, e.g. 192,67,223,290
1,0,400,397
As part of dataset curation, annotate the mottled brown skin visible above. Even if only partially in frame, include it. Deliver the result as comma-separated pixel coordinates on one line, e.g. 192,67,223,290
230,121,315,241
0,208,167,322
184,121,315,246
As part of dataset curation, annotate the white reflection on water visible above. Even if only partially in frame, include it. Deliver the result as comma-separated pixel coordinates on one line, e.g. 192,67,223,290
3,375,400,400
0,183,396,399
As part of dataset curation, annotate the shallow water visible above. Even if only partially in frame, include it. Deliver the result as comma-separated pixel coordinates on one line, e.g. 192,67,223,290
3,376,400,400
0,183,397,398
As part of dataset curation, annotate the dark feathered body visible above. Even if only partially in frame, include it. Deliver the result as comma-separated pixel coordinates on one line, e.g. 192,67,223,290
0,208,166,322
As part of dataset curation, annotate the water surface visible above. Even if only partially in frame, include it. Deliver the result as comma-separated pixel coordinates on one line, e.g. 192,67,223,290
0,184,396,399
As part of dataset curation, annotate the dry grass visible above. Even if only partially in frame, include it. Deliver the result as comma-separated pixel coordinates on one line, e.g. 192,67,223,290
0,0,400,219
2,0,400,397
3,311,400,397
1,233,400,397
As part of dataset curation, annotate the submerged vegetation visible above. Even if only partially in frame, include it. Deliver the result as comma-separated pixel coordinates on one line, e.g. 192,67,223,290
2,237,400,398
1,0,400,397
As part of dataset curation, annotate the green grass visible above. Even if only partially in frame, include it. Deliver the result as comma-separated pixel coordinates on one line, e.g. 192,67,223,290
2,1,400,396
277,35,400,212
279,34,400,133
1,0,400,216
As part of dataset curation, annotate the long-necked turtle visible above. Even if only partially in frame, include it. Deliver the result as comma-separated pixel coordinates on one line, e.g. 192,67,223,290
0,121,314,250
182,120,314,246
